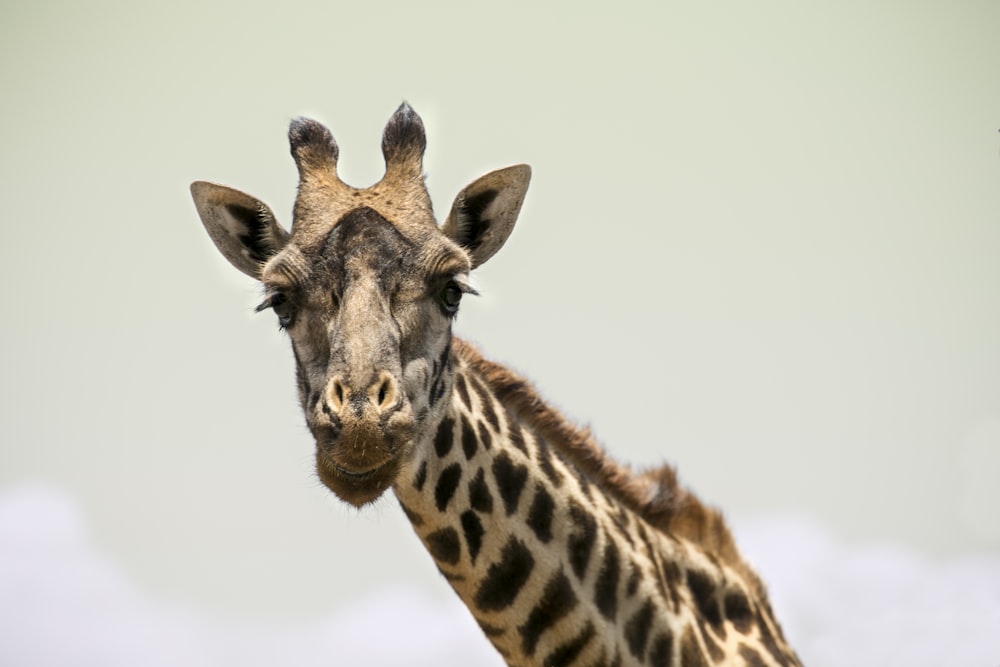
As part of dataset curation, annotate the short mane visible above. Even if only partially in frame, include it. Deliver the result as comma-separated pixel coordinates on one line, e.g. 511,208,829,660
454,337,766,598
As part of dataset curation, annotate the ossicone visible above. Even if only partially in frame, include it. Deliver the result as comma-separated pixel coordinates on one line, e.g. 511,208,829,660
381,102,426,174
289,117,339,177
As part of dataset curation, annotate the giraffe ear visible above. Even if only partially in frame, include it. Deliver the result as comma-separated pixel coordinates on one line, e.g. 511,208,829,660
442,164,531,269
190,181,290,279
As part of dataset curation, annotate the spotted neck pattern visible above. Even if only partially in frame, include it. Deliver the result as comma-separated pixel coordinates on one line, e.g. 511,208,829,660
393,339,801,667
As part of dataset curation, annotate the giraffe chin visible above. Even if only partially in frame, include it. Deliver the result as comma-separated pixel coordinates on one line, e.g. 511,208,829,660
314,451,400,507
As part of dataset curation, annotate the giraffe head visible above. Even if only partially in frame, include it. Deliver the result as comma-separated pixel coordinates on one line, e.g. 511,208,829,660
191,104,530,507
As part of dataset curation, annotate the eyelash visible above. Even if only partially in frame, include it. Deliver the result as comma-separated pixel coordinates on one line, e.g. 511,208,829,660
256,291,296,329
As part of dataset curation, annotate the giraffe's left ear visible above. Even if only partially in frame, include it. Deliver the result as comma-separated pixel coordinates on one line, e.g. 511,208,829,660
190,181,290,280
442,164,531,269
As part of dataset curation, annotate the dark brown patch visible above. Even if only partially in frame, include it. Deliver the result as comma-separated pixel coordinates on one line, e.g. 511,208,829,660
468,467,494,514
492,452,528,516
434,417,454,458
434,463,463,512
477,420,493,450
542,621,595,667
594,539,620,620
425,526,461,565
474,537,535,612
567,501,597,581
611,503,635,548
454,373,471,408
724,590,754,634
428,343,450,408
460,510,485,563
624,598,655,660
525,483,555,543
460,415,478,459
680,626,709,667
739,645,768,667
626,564,640,597
413,460,428,492
648,632,673,666
470,376,500,431
687,569,724,630
518,569,578,656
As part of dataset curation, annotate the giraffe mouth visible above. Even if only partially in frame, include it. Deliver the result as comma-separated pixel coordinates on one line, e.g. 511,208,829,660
333,462,387,480
315,450,401,507
309,412,414,507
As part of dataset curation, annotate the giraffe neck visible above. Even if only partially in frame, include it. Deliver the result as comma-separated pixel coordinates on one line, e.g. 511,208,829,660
393,339,800,667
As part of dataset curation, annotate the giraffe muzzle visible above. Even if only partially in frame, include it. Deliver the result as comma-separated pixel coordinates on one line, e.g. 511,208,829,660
310,371,416,506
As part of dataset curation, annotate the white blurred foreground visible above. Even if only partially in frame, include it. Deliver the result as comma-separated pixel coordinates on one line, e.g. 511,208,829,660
1,484,997,667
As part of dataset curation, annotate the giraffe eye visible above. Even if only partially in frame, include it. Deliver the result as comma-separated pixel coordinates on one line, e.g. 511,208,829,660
257,291,297,329
440,281,463,315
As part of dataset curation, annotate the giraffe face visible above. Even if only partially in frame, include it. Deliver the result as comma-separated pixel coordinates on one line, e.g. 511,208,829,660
191,104,530,507
259,204,472,506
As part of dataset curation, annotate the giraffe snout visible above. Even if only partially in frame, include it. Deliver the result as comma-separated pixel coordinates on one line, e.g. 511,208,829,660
312,369,414,462
311,370,414,508
324,370,402,419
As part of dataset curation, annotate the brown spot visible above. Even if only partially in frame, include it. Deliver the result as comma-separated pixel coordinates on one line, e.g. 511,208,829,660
680,626,709,667
476,419,493,451
470,376,500,430
425,526,461,565
460,416,478,459
648,632,673,666
724,590,754,634
624,598,655,660
453,339,764,604
739,644,769,667
454,373,471,408
542,621,595,667
687,569,724,631
518,569,578,656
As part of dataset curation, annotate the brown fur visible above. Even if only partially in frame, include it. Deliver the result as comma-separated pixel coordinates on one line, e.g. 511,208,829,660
454,337,768,600
193,104,798,665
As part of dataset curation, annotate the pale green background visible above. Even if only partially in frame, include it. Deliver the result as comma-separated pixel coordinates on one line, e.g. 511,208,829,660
2,0,998,622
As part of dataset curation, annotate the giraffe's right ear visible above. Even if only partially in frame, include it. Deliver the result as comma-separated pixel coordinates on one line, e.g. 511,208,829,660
443,164,531,269
190,181,290,280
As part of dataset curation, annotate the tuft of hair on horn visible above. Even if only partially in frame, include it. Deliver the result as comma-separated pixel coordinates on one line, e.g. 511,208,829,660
288,117,339,177
381,102,426,174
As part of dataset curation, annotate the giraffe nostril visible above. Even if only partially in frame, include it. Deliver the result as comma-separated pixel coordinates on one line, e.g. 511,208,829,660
327,376,347,414
327,373,399,416
335,381,345,405
378,382,388,406
372,372,398,413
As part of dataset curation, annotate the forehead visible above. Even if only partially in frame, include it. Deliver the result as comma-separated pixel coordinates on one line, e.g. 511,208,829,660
292,172,435,237
321,206,415,273
262,201,470,287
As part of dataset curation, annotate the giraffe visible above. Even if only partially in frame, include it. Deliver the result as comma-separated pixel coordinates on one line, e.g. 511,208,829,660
190,103,802,667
